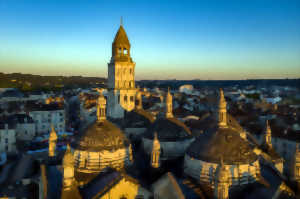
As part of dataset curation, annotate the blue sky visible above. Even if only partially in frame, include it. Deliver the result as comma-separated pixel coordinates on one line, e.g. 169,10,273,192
0,0,299,80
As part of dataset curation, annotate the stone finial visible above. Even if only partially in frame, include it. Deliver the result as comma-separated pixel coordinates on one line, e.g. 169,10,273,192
218,88,227,128
151,132,161,168
96,88,106,122
215,156,230,199
49,125,57,157
62,144,75,190
49,125,57,141
265,120,272,147
166,88,173,118
136,91,143,110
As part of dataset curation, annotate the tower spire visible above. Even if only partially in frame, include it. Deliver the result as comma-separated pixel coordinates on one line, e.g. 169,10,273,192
49,125,57,157
151,132,161,168
96,88,106,122
265,120,272,147
166,87,173,118
62,144,75,190
218,88,227,128
215,156,230,199
120,16,123,26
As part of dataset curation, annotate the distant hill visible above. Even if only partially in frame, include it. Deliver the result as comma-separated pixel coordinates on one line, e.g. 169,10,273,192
0,72,106,92
137,79,300,89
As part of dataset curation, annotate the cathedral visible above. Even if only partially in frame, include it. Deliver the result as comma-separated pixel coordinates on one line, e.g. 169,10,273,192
38,21,299,199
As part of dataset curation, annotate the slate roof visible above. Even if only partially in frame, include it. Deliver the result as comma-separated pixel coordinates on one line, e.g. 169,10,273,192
187,126,257,164
73,120,130,152
123,108,155,128
143,117,193,142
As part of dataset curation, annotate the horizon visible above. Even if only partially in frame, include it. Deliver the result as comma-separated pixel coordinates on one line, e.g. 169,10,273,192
1,0,300,80
1,71,299,81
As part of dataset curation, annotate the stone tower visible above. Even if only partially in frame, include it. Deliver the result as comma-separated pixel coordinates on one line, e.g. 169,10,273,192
107,20,136,119
165,88,174,118
265,120,272,147
151,132,161,168
48,125,57,157
293,144,300,182
218,89,227,128
62,144,75,190
214,158,230,199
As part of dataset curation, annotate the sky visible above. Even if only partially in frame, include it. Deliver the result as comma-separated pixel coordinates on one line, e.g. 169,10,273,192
0,0,300,80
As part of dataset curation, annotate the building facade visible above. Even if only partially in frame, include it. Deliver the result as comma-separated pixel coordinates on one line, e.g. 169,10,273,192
0,124,17,154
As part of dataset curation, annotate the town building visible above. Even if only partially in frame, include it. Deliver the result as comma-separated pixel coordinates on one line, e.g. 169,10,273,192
25,102,65,135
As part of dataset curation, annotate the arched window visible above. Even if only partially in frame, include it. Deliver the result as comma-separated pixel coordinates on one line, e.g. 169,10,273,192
124,96,128,102
123,48,128,55
118,48,122,55
130,96,134,102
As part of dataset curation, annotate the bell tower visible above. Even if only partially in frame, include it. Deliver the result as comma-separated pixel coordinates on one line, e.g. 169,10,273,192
107,19,136,119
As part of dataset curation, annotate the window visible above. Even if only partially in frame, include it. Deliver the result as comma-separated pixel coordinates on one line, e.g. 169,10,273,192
118,48,122,55
25,131,27,135
123,48,128,55
5,145,8,151
130,96,134,102
130,68,132,74
124,96,128,102
5,138,8,143
118,95,120,103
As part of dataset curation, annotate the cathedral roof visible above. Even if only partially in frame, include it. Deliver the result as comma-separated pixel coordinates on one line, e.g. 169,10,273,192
123,109,155,128
144,117,193,142
112,25,130,47
186,126,258,164
73,120,130,152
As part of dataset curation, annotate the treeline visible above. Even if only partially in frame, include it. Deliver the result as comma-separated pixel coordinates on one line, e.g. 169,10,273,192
137,79,300,90
0,73,106,92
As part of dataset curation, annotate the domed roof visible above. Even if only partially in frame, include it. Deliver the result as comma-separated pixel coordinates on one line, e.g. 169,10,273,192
73,120,130,152
186,126,257,164
123,109,155,128
112,25,130,47
144,117,193,142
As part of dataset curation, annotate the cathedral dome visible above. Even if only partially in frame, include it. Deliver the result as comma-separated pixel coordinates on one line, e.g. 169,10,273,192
74,120,130,152
186,125,257,165
144,117,193,142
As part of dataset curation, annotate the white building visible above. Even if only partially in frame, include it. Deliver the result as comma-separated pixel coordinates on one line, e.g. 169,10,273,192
9,114,36,141
26,103,65,135
0,124,17,154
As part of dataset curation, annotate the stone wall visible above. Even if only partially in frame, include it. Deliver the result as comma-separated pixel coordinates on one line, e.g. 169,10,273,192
184,155,260,187
73,146,132,174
